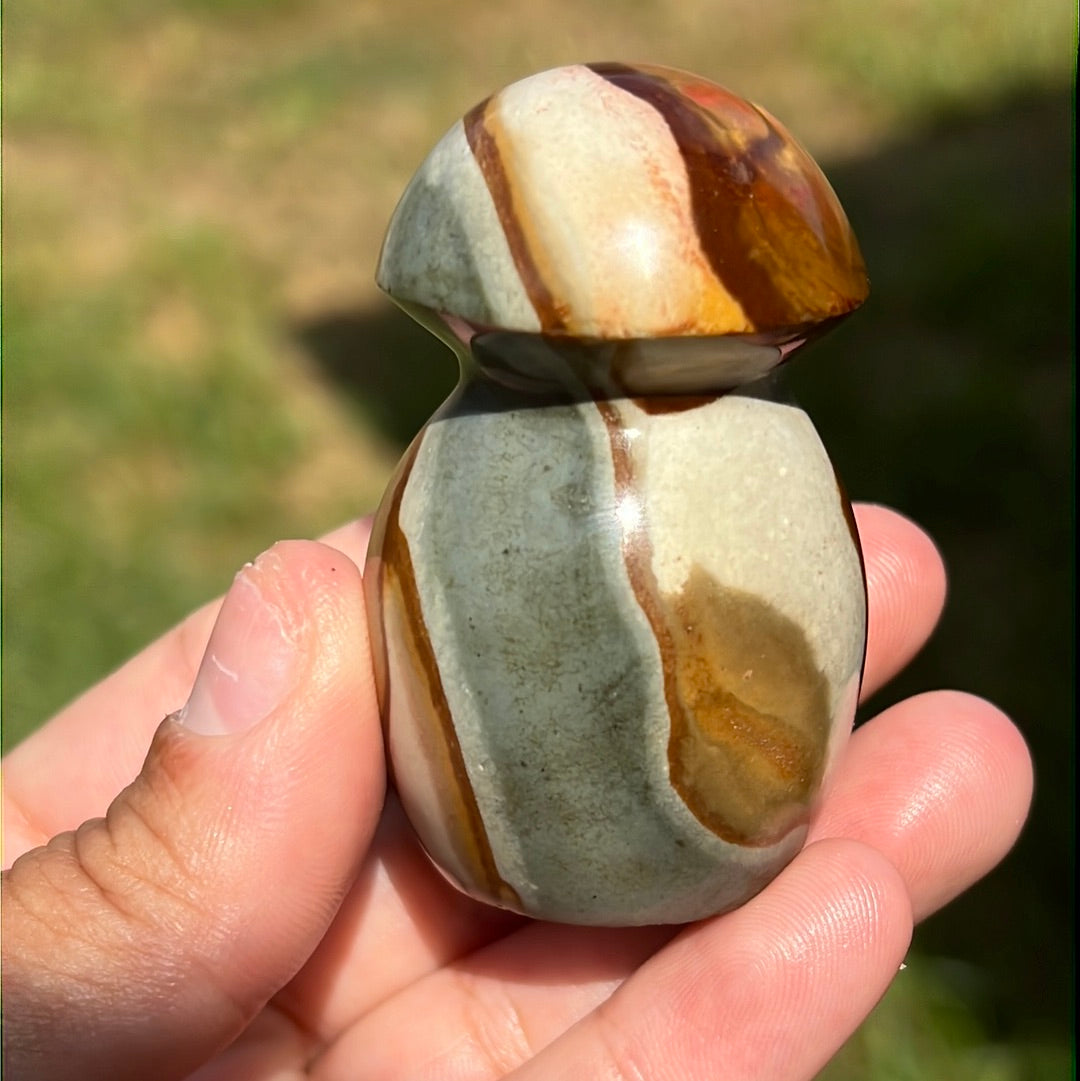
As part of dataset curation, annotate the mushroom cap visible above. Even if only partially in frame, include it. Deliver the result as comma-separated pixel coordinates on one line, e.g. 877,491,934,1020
377,62,868,346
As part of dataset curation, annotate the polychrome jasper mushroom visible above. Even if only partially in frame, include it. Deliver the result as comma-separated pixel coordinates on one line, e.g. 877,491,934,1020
365,62,869,926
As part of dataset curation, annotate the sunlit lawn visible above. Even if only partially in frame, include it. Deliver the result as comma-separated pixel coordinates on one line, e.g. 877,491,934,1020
3,1,1074,1076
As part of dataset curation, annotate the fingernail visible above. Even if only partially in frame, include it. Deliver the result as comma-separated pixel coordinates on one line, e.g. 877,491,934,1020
180,550,303,735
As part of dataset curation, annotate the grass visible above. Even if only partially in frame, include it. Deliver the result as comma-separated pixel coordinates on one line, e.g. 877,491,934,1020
823,958,1074,1081
3,0,1075,1075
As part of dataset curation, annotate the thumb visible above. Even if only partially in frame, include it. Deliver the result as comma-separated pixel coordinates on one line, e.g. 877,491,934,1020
1,541,384,1081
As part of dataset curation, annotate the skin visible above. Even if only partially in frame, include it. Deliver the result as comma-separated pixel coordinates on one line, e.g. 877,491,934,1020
1,504,1033,1081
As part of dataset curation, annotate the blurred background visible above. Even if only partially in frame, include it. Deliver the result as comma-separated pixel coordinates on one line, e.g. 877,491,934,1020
3,1,1074,1075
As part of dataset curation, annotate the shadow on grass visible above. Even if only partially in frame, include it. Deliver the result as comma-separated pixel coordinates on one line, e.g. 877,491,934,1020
292,84,1073,1045
293,299,457,447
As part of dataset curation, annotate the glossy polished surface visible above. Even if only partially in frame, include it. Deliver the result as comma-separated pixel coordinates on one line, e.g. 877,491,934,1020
377,62,868,352
367,357,865,925
367,64,869,925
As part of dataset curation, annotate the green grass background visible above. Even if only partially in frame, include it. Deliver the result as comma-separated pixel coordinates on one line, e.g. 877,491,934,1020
3,1,1074,1076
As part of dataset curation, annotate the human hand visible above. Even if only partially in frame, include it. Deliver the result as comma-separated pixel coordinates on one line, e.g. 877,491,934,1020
1,506,1032,1081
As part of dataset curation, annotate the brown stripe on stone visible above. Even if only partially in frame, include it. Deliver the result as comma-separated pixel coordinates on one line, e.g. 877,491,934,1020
661,568,831,843
594,397,830,846
464,99,568,333
375,435,520,907
588,62,868,337
632,394,718,415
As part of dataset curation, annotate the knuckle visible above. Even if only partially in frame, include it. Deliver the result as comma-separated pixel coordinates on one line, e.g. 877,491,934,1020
9,721,219,971
591,996,652,1081
451,969,537,1078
